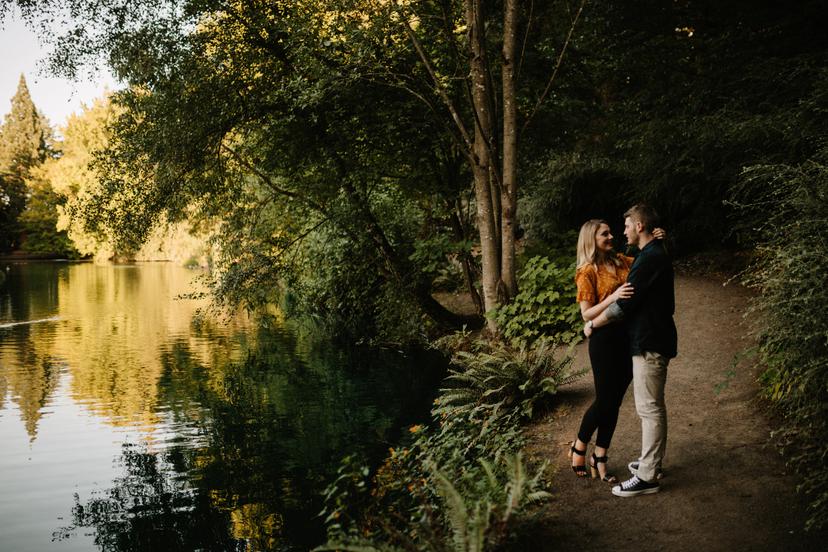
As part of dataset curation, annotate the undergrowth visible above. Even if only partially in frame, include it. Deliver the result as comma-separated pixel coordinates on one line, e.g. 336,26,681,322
317,336,583,551
731,144,828,531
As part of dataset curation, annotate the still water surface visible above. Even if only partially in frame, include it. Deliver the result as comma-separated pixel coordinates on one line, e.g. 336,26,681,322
0,262,444,551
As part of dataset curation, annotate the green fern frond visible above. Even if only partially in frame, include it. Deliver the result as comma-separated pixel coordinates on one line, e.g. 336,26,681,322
480,459,498,490
467,501,491,552
481,384,509,398
526,490,553,502
431,464,470,552
503,453,527,521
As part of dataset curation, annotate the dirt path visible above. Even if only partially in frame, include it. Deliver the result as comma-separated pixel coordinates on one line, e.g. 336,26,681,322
520,274,824,551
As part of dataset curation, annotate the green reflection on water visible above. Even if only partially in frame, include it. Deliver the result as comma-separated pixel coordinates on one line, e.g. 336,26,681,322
0,263,444,551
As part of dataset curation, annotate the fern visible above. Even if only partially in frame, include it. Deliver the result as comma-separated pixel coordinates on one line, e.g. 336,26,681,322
436,337,584,420
423,453,549,552
432,465,473,552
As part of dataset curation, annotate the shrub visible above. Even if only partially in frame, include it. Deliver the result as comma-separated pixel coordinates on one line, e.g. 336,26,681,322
409,233,472,292
731,145,828,531
520,153,631,245
492,255,582,347
284,225,430,347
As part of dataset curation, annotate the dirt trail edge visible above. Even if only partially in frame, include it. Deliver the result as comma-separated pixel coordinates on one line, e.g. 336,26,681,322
521,274,824,552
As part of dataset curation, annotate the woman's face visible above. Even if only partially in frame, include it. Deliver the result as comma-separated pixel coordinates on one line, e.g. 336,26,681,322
594,223,613,253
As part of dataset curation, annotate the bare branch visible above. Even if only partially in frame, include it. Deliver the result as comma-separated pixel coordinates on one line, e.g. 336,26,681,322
357,73,476,167
393,2,474,151
521,0,587,135
516,0,535,84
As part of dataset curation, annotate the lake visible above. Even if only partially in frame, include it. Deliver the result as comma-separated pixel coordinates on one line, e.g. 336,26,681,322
0,262,444,551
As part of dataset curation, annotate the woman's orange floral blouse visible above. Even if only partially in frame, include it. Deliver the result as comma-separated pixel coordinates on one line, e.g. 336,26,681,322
575,254,635,304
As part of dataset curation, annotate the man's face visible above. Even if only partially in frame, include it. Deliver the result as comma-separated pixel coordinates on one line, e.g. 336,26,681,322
623,217,640,247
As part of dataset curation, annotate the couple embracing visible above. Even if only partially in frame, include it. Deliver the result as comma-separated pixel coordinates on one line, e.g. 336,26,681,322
568,204,678,497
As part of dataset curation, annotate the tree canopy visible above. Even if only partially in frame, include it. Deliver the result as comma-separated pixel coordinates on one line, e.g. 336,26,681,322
0,74,55,251
5,0,827,328
4,0,594,336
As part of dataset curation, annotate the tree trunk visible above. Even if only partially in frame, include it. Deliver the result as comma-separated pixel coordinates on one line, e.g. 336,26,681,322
450,202,484,315
466,0,501,334
501,0,519,298
489,162,503,266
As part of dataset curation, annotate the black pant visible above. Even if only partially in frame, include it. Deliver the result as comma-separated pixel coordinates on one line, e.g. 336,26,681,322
577,323,633,449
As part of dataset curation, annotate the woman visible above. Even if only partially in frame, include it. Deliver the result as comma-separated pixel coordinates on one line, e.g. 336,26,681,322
568,219,663,482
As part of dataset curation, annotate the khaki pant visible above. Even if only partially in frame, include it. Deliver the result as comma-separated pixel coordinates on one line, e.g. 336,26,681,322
632,352,669,482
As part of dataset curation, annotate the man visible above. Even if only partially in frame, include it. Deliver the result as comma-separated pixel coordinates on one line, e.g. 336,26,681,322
583,203,677,497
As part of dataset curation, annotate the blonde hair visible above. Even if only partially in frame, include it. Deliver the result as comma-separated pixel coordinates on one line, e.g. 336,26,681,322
624,203,659,233
576,219,620,270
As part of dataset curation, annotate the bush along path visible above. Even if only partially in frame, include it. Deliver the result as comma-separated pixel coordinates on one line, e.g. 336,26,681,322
519,273,827,552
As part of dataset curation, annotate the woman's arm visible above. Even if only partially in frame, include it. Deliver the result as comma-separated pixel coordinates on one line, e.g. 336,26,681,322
580,282,633,321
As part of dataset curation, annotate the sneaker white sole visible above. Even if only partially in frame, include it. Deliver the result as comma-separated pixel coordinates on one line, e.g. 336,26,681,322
611,485,660,498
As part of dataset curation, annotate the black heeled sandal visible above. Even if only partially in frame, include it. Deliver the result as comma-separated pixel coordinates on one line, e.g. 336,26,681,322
569,442,588,477
590,453,617,483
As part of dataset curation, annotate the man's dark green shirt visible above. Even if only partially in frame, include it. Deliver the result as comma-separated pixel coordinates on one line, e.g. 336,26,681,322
614,240,678,358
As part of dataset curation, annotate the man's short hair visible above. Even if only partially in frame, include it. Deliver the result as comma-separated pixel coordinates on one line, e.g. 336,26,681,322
624,203,660,233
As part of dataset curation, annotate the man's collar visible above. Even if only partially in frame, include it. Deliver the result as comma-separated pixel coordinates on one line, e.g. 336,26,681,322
639,237,659,252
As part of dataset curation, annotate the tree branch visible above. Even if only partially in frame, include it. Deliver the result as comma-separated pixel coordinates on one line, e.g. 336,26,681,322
358,73,476,168
221,144,296,197
521,0,587,135
516,0,535,84
394,3,474,152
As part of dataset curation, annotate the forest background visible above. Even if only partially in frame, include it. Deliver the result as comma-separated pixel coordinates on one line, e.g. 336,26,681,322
0,0,826,548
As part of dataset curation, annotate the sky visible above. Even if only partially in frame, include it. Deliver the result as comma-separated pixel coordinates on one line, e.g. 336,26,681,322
0,7,117,129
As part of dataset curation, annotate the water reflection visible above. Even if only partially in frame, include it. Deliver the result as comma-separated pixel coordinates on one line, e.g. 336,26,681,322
0,263,444,551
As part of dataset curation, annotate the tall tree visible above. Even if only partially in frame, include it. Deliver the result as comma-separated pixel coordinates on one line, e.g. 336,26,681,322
30,96,116,258
0,74,52,250
0,74,50,178
386,0,585,331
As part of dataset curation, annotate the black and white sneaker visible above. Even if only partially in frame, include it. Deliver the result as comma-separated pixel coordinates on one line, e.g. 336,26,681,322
627,461,664,480
612,475,660,497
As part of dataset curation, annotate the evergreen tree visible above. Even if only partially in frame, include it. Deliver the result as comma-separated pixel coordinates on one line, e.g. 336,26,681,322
0,74,63,253
0,74,53,250
0,74,50,179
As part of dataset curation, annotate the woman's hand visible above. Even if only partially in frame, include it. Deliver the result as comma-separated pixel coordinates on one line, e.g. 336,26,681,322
610,282,634,302
653,227,667,240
